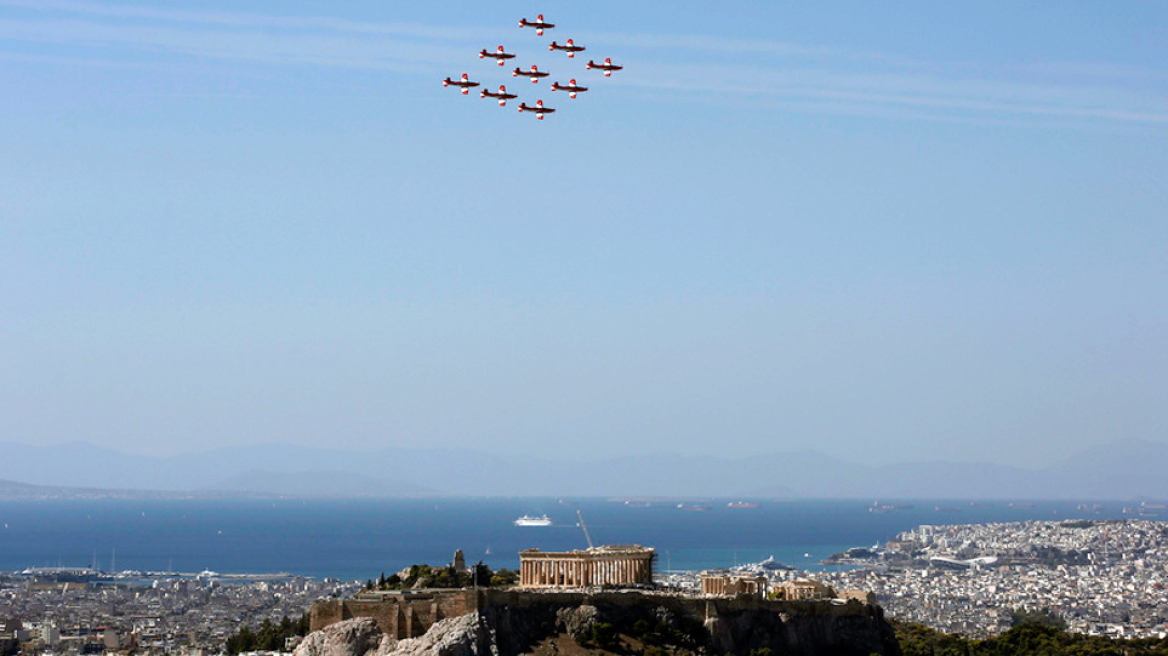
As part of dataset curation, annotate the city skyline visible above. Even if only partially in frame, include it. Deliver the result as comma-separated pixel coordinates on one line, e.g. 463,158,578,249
2,1,1166,469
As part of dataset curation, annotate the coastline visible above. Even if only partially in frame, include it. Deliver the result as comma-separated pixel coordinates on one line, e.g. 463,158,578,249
0,497,1144,580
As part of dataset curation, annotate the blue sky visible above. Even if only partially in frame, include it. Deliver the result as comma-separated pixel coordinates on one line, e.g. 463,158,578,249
2,1,1166,467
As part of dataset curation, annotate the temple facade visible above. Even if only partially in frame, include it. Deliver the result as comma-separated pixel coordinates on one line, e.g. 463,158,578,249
519,545,655,588
699,572,768,597
774,579,833,600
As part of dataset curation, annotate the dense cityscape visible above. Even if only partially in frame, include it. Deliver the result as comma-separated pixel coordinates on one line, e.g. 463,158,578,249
3,518,1168,653
0,572,358,655
818,518,1168,638
665,518,1168,639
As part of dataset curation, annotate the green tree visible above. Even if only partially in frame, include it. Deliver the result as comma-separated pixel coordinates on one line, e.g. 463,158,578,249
471,561,492,587
590,622,619,651
490,568,518,587
224,613,312,655
1008,608,1068,631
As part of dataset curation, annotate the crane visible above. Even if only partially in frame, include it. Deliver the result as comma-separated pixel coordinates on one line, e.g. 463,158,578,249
576,509,595,550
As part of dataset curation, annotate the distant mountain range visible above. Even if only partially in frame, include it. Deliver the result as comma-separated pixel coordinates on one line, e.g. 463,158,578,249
0,439,1165,500
0,478,252,500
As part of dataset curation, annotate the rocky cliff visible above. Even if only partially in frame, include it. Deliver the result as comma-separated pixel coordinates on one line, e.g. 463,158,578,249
298,589,900,656
295,615,483,656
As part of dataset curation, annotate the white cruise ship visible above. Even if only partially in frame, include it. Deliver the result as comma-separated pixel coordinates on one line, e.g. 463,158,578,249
513,514,552,527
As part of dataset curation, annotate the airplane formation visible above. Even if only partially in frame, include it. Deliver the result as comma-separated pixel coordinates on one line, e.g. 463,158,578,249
444,14,622,120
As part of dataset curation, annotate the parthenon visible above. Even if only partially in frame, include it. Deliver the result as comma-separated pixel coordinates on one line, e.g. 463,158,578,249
519,545,655,588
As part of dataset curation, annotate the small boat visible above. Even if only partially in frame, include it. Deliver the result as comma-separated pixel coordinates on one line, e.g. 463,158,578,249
727,501,760,509
868,501,913,513
514,514,552,527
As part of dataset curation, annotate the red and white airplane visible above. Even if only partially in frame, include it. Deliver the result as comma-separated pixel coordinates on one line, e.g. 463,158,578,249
550,79,588,99
513,64,549,83
479,45,516,66
443,73,480,95
518,99,555,120
549,39,585,58
586,58,623,77
480,85,519,106
518,14,554,35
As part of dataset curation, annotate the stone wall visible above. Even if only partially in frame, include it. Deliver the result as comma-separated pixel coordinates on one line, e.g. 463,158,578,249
478,589,898,656
309,588,900,656
310,590,476,639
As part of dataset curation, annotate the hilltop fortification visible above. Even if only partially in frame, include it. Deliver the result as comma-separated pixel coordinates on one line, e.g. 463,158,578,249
305,588,900,656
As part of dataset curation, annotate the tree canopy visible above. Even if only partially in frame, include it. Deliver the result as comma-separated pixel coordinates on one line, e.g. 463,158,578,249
363,561,518,591
895,619,1168,656
224,614,310,655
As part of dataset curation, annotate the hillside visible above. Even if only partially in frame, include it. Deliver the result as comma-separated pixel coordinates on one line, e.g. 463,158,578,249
301,589,900,656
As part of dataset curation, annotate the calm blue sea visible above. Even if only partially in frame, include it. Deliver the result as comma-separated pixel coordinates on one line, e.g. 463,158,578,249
0,498,1139,582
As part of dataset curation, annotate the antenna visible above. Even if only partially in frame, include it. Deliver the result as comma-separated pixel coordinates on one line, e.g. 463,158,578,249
576,510,595,550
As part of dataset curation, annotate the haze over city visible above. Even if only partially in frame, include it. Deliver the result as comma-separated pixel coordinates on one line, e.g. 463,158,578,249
2,1,1166,479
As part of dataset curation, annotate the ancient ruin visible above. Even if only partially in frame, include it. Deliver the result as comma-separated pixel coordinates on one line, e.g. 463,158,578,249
518,545,654,588
699,571,768,597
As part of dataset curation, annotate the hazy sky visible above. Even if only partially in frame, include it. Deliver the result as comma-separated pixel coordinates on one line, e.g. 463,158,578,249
2,1,1166,467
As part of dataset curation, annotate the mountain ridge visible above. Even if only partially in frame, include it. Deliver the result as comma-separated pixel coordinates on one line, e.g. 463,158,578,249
0,439,1164,500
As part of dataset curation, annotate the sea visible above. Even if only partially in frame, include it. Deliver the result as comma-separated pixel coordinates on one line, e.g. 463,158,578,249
0,498,1145,582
